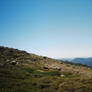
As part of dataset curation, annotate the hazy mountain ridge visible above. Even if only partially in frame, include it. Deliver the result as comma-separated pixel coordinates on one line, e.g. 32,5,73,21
72,58,92,66
60,57,92,67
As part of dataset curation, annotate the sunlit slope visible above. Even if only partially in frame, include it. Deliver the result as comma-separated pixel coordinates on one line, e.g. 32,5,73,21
0,46,92,92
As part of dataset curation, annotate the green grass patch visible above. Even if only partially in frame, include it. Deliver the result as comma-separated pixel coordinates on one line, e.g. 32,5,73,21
24,67,61,77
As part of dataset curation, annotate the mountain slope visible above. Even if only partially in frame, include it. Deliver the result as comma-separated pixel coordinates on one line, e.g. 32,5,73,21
0,46,92,92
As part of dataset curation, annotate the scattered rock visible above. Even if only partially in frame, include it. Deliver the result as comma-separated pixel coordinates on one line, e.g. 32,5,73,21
57,68,62,71
88,75,91,79
33,59,37,61
34,74,43,78
43,56,47,59
40,84,50,89
0,63,4,67
60,74,65,77
32,83,37,86
43,67,49,70
10,61,19,65
58,82,65,87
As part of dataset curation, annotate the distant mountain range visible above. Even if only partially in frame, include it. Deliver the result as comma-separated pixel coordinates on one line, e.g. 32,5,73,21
60,57,92,67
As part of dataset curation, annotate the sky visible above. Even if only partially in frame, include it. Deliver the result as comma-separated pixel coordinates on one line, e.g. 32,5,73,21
0,0,92,58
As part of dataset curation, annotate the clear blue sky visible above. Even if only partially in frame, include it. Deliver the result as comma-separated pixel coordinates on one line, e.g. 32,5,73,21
0,0,92,58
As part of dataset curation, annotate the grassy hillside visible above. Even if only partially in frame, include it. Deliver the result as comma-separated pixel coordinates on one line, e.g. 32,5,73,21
0,46,92,92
